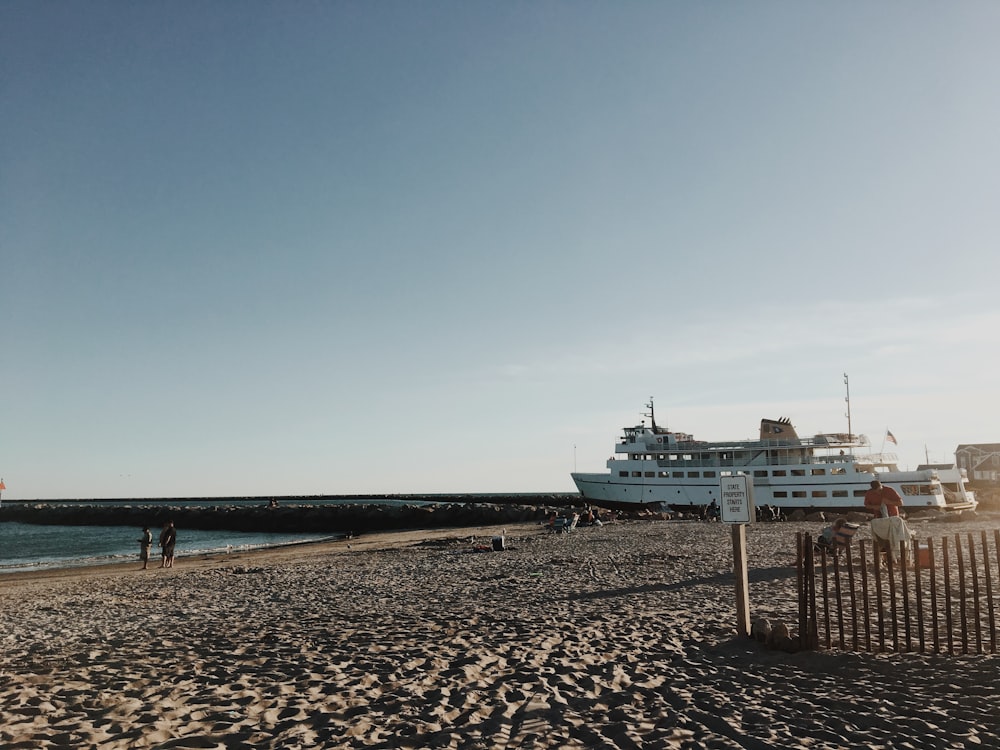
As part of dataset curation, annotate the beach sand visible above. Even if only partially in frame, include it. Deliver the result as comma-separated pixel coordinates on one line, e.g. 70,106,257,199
1,518,998,749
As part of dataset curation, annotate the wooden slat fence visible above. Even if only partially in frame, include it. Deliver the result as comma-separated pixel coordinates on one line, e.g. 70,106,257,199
796,529,1000,654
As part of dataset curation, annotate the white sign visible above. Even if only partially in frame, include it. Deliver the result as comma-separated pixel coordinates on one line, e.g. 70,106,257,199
720,474,755,524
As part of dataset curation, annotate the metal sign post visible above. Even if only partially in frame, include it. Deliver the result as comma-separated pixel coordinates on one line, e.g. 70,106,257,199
720,474,755,637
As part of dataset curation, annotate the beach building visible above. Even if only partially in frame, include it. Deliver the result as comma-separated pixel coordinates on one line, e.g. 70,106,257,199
956,443,1000,486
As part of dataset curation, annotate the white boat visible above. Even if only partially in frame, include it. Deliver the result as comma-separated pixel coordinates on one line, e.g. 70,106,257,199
571,400,977,514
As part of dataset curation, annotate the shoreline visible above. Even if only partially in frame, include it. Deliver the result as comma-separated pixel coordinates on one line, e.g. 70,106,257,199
3,507,994,582
0,522,541,587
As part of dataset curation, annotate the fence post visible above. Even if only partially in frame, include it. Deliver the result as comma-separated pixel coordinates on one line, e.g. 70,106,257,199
860,539,872,653
943,536,954,656
914,536,926,654
846,542,859,651
887,541,900,652
990,530,999,654
833,546,845,649
808,535,819,650
797,533,807,650
874,537,886,653
900,539,912,652
956,533,969,655
929,538,939,654
969,533,983,655
820,545,831,650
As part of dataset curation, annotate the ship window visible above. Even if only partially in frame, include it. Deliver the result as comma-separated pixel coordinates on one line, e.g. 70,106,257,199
644,471,655,478
833,490,848,497
772,470,786,477
773,491,788,498
631,471,642,477
619,471,628,477
672,471,684,478
853,490,867,497
658,454,665,460
792,491,807,498
687,471,699,478
703,471,716,478
812,490,827,498
658,471,668,478
754,470,768,478
831,467,846,475
791,469,805,477
811,469,826,476
683,454,692,461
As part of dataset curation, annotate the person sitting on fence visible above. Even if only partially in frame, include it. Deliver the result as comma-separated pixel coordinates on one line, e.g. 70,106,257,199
870,515,913,564
815,518,859,554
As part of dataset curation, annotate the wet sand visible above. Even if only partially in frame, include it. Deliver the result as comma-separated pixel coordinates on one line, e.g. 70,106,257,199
1,518,998,749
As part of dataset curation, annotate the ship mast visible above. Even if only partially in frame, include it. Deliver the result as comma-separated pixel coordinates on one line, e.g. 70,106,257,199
645,397,660,433
843,373,853,440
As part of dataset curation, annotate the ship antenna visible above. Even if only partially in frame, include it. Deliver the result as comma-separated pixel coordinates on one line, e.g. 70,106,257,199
844,373,853,440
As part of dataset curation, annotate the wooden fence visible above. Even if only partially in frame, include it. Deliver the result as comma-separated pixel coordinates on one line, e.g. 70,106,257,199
796,529,1000,654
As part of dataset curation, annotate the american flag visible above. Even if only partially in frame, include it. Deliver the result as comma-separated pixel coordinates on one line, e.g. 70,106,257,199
886,430,897,445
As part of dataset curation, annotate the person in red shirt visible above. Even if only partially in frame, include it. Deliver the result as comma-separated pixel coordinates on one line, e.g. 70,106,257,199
864,479,903,517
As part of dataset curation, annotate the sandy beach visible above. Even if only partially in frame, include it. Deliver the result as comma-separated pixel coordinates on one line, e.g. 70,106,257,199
2,517,998,749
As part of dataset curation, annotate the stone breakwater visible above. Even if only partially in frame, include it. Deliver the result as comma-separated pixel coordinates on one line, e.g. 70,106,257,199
0,501,559,534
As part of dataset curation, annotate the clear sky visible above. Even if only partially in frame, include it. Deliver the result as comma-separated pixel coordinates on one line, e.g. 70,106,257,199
3,2,999,500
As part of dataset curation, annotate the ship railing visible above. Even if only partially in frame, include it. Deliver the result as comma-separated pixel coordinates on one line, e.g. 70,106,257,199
651,456,856,469
668,436,868,450
854,453,900,466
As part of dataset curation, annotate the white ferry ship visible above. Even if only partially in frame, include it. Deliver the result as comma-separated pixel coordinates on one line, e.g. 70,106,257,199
571,401,977,515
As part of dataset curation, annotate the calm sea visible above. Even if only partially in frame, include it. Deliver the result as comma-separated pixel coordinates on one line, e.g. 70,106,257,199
0,497,394,573
0,521,339,574
0,495,554,573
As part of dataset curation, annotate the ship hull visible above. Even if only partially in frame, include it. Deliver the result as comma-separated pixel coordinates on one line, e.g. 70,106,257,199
571,472,976,514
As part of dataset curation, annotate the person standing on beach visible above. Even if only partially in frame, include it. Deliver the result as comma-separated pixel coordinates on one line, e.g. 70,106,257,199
159,521,177,568
864,479,903,517
138,526,153,570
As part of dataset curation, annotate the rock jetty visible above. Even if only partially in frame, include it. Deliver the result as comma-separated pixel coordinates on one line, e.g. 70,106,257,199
0,500,566,534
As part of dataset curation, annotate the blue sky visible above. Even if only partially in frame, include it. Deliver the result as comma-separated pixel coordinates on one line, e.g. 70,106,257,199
3,2,999,499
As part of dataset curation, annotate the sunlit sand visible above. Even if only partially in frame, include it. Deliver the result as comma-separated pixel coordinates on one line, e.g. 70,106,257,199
2,518,998,748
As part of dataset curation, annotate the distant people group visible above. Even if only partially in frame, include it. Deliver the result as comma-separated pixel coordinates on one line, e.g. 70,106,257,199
158,521,176,568
755,504,784,522
136,521,176,570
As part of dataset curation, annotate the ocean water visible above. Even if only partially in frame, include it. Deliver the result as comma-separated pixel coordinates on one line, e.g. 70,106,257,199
0,521,337,574
0,495,546,573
